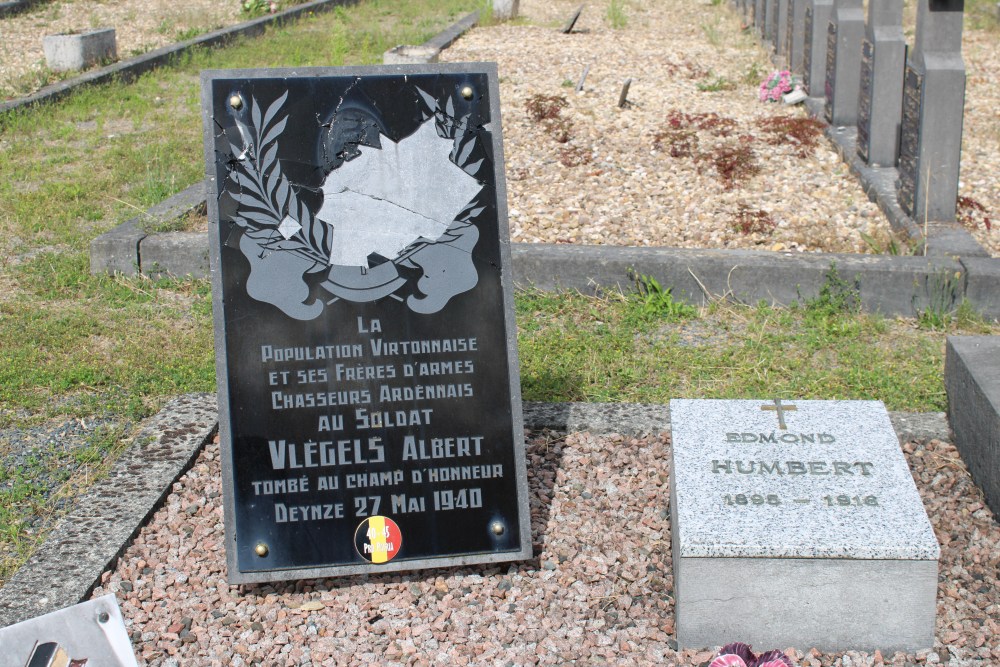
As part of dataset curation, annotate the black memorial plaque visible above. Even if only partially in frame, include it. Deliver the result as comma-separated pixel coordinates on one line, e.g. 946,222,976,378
823,20,837,123
856,38,874,163
897,65,922,217
803,6,814,92
200,64,532,583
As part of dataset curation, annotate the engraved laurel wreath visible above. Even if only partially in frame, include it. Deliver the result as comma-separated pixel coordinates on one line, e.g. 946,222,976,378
223,88,489,320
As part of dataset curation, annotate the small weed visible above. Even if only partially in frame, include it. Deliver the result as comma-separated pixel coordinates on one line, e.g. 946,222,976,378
545,117,573,143
156,18,176,36
653,128,699,158
4,65,60,99
957,196,992,232
607,0,628,28
697,72,736,92
916,270,962,330
558,146,591,167
742,62,766,85
858,231,924,256
525,94,573,142
628,271,698,322
176,26,206,42
561,79,575,88
525,94,568,121
477,0,495,25
731,204,776,236
666,110,736,136
804,263,861,318
702,140,761,190
242,0,278,18
701,19,723,46
757,116,825,157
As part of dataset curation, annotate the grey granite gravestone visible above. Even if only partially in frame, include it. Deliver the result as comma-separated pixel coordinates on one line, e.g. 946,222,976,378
785,0,807,73
946,337,1000,518
755,0,767,36
774,0,790,56
823,0,864,125
201,63,532,583
42,27,116,72
856,0,906,167
670,399,939,652
764,0,776,42
896,0,966,223
803,0,834,96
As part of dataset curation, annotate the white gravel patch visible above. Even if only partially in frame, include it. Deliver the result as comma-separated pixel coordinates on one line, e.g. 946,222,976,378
440,0,999,256
92,432,1000,665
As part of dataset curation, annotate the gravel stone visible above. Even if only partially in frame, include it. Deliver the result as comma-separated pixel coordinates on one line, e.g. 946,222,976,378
87,430,1000,665
438,0,998,257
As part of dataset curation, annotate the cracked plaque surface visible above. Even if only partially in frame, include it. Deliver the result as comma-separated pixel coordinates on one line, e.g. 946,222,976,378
201,64,531,583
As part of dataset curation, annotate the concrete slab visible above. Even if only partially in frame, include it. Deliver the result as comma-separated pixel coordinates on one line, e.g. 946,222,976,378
946,336,1000,517
961,257,1000,314
89,182,204,276
669,399,939,651
142,231,210,279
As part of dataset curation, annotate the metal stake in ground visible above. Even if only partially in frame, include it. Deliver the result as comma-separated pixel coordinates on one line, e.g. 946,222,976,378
896,0,966,223
576,63,590,92
561,4,584,33
618,78,632,108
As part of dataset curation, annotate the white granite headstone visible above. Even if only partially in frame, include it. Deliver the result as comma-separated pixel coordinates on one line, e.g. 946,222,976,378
670,399,939,652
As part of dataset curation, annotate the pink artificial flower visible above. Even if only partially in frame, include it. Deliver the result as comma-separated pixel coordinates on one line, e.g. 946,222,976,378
709,643,796,667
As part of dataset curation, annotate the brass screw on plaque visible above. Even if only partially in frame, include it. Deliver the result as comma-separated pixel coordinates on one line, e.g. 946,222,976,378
255,543,269,557
491,521,505,536
229,94,244,110
461,86,474,100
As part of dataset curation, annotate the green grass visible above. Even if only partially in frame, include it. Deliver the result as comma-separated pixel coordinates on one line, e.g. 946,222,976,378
0,0,479,584
1,0,998,587
516,287,997,410
607,0,628,28
966,0,1000,30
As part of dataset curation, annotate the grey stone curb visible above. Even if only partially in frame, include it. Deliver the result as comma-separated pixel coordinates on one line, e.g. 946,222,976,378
0,393,218,628
0,0,358,115
92,197,1000,318
0,395,948,626
0,0,43,19
513,244,988,318
801,97,988,260
423,10,480,52
90,182,205,276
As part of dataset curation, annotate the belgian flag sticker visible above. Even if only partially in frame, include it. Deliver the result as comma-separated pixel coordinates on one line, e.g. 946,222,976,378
354,516,402,564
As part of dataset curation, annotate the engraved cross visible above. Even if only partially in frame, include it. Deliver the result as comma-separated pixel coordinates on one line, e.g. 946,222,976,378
761,398,797,430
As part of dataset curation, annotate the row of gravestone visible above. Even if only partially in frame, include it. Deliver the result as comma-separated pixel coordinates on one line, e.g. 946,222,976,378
738,0,966,224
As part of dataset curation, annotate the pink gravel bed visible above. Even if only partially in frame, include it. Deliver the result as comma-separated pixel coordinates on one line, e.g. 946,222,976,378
92,432,1000,666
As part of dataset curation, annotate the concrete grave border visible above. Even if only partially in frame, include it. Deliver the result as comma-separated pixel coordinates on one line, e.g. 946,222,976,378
1,0,420,115
85,8,1000,319
91,179,1000,318
0,0,45,19
0,394,948,627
